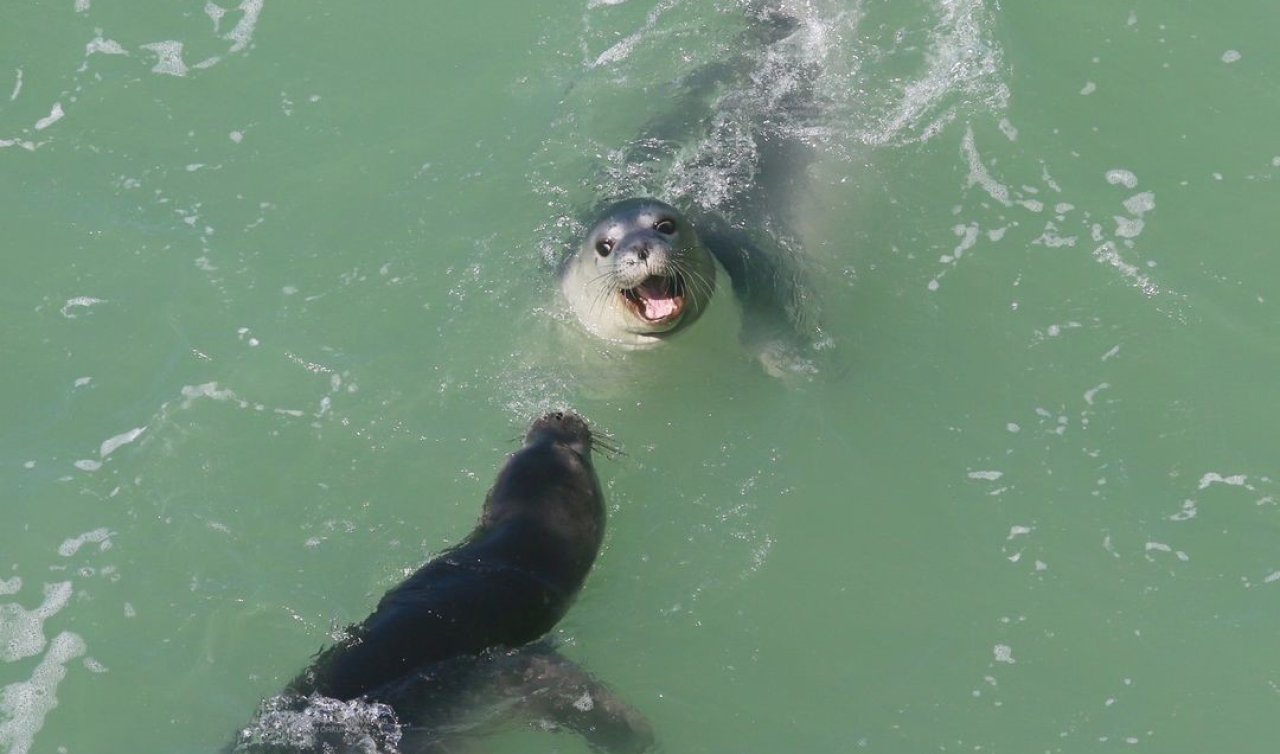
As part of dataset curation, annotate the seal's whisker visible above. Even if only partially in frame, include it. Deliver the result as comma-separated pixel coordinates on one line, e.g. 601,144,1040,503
671,257,714,302
590,428,625,460
587,279,618,316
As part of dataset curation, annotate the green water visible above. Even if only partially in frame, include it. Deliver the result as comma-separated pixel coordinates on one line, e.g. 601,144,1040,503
3,1,1279,752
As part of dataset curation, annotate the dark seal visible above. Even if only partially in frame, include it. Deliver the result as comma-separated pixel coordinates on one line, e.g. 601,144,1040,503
232,412,653,754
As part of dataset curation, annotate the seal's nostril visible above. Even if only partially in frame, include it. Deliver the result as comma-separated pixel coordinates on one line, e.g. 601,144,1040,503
637,246,649,261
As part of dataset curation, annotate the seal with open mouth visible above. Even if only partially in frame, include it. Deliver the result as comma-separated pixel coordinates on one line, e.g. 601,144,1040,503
559,198,718,348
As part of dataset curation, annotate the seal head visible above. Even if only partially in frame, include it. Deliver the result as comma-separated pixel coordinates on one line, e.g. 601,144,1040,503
560,198,717,347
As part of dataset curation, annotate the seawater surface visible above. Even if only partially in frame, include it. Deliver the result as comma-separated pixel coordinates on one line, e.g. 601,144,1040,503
3,1,1279,752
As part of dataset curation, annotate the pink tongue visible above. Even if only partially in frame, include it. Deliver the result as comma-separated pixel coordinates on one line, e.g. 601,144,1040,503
643,296,677,320
638,278,678,320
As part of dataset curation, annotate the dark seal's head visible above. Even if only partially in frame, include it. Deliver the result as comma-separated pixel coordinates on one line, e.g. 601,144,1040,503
560,198,717,347
524,410,593,458
479,410,605,559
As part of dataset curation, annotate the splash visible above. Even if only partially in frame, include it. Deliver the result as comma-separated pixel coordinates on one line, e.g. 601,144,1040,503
852,0,1010,147
234,694,402,754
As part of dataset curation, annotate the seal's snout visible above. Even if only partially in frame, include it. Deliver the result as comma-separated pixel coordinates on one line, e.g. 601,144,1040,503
526,410,593,453
618,235,667,269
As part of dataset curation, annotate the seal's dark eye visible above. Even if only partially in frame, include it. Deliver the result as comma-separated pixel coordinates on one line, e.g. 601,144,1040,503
654,218,677,234
595,239,613,257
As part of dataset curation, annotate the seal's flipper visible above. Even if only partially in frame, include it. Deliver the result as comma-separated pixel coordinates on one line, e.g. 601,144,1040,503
698,219,819,377
500,648,655,754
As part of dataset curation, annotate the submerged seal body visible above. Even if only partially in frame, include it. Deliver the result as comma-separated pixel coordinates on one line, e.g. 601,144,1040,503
234,412,652,753
556,7,824,375
560,198,718,348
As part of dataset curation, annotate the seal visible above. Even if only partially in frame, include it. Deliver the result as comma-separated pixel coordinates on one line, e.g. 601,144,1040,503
560,198,718,348
232,411,653,754
556,7,824,377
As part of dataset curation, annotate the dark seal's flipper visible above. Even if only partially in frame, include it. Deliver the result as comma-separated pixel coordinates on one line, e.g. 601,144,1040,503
503,647,655,754
384,646,654,754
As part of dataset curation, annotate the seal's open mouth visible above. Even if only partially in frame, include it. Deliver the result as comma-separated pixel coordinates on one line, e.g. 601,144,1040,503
620,274,686,323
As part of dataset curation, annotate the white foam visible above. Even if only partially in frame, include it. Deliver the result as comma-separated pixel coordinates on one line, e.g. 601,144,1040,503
236,694,401,752
1197,472,1248,490
73,460,101,472
74,0,90,11
59,296,104,318
861,0,1008,145
181,381,237,406
1033,223,1077,248
952,223,980,258
1106,169,1138,188
1007,525,1032,540
0,631,87,754
1080,81,1096,95
225,0,265,53
73,377,92,388
85,36,127,57
1221,50,1241,64
1169,500,1197,522
993,644,1015,664
1083,382,1110,406
99,427,146,458
57,529,112,557
1123,192,1156,216
205,0,227,31
0,582,73,662
968,470,1003,481
0,579,19,597
8,68,21,101
1145,542,1189,561
33,103,64,131
140,41,188,77
962,127,1012,206
1093,242,1158,296
1113,215,1144,239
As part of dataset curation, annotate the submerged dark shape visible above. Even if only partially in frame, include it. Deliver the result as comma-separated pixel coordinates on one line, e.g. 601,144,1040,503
231,412,653,754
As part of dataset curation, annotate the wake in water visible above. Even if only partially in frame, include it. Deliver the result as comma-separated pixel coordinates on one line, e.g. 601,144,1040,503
494,0,1011,417
534,0,1012,265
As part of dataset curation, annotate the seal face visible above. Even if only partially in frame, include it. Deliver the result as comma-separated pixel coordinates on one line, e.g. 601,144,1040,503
234,412,653,753
560,198,717,347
